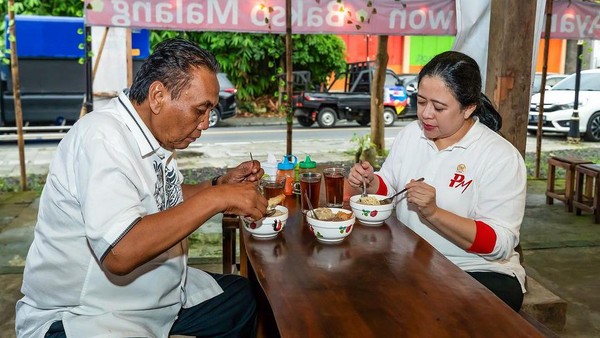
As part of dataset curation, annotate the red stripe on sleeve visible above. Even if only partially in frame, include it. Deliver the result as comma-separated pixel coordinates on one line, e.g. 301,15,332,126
467,221,497,254
375,174,388,196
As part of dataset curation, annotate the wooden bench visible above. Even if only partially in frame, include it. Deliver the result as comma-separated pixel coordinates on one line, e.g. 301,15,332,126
572,163,600,224
546,156,592,212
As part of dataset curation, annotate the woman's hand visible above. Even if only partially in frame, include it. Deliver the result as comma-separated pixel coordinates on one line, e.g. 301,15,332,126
348,161,376,192
222,160,264,185
405,179,438,219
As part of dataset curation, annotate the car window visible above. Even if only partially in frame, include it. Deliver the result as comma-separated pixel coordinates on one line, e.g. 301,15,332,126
385,73,399,87
551,73,600,91
217,73,234,90
532,74,542,93
546,76,565,87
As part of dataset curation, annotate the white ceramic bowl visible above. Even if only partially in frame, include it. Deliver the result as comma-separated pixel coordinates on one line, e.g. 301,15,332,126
305,207,355,244
349,194,394,226
242,206,288,239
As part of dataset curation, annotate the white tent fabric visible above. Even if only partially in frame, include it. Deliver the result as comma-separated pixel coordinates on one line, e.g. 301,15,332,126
452,0,491,85
452,0,546,89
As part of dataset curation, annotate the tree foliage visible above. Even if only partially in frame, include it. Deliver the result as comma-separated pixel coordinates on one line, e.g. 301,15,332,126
151,31,346,101
0,0,347,105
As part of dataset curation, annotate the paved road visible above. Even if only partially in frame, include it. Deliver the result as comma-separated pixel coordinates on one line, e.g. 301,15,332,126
0,117,599,177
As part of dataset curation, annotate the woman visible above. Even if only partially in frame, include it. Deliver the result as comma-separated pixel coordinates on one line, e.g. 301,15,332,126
348,51,526,311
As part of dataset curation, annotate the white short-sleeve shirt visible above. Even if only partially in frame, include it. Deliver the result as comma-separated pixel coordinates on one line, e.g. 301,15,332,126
16,92,223,338
378,119,527,292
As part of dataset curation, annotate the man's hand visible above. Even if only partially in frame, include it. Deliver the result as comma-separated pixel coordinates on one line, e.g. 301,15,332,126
219,182,267,220
221,160,264,185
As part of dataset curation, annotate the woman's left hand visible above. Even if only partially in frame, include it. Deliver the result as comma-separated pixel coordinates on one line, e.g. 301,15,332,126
222,160,264,184
405,179,438,219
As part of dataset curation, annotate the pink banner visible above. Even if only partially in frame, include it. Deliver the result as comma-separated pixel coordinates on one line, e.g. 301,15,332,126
84,0,456,36
549,0,600,39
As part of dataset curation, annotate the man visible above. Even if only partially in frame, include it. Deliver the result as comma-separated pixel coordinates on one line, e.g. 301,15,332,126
16,38,265,337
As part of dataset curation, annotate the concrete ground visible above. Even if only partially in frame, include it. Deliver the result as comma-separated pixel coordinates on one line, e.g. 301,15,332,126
1,117,600,337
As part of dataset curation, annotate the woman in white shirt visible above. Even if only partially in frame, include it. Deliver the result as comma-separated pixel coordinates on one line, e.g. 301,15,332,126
347,51,527,312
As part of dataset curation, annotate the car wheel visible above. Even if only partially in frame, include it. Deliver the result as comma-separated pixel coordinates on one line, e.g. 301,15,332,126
208,108,221,128
383,107,396,127
317,107,337,128
297,116,315,127
584,111,600,142
527,129,538,136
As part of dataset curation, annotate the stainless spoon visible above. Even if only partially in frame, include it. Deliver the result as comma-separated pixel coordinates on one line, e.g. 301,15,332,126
379,177,425,204
304,192,320,220
264,207,277,217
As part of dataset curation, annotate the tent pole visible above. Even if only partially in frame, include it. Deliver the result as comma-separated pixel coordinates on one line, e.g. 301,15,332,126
285,0,293,155
535,0,553,179
84,25,94,115
8,0,27,191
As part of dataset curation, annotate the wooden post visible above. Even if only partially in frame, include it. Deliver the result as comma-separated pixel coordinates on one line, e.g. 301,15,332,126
535,0,554,179
8,0,27,191
80,26,110,118
285,0,293,156
126,28,133,87
485,0,537,157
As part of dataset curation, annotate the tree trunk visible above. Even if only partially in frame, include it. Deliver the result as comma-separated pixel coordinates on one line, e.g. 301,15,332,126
371,35,388,154
485,0,536,156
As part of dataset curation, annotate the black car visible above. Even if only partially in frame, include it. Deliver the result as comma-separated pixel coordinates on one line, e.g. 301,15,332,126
209,73,237,127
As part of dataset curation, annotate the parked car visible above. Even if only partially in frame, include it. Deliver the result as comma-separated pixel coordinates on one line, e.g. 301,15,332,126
209,73,237,127
528,69,600,141
293,62,407,128
397,73,418,118
531,72,568,95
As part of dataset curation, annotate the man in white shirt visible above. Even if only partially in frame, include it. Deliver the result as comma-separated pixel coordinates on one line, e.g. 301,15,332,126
16,38,265,337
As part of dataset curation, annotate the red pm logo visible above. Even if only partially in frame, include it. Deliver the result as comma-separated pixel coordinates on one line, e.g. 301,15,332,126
449,173,472,194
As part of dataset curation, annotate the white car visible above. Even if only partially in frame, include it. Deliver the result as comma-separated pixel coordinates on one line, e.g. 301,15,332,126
528,69,600,141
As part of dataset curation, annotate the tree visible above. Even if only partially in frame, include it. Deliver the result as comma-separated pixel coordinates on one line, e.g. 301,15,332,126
153,31,346,101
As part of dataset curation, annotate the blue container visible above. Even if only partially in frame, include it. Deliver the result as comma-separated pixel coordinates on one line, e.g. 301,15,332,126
5,15,149,59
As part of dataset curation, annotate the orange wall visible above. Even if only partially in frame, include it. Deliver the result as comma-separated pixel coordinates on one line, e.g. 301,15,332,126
535,39,564,74
338,34,404,74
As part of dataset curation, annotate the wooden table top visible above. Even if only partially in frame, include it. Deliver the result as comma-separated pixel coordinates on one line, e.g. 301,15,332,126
241,193,543,338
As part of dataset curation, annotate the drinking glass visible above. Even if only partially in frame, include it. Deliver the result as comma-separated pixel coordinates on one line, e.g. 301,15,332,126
299,172,322,213
260,176,285,200
323,167,345,207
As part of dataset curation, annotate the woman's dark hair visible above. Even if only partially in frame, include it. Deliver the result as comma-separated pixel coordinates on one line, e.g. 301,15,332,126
128,38,220,105
418,51,502,132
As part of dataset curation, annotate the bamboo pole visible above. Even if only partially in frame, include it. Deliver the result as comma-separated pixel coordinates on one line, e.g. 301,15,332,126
8,0,27,191
126,29,133,87
285,0,293,156
535,0,554,179
80,26,110,118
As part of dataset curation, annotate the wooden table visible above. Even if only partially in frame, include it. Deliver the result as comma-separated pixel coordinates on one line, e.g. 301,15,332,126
239,193,544,338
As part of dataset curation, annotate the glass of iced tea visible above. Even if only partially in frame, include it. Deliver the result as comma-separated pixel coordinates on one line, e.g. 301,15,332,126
260,176,285,200
323,167,345,207
299,172,322,213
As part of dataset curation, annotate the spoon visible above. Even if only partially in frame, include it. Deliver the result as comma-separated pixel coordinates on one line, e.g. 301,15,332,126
361,176,369,198
379,177,425,204
264,207,277,217
304,192,320,220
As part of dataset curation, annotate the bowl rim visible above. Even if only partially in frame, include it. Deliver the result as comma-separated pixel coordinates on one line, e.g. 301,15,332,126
306,207,355,228
349,194,394,210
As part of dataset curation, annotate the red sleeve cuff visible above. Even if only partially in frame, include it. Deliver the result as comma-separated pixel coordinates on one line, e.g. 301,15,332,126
467,221,497,254
375,174,388,196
